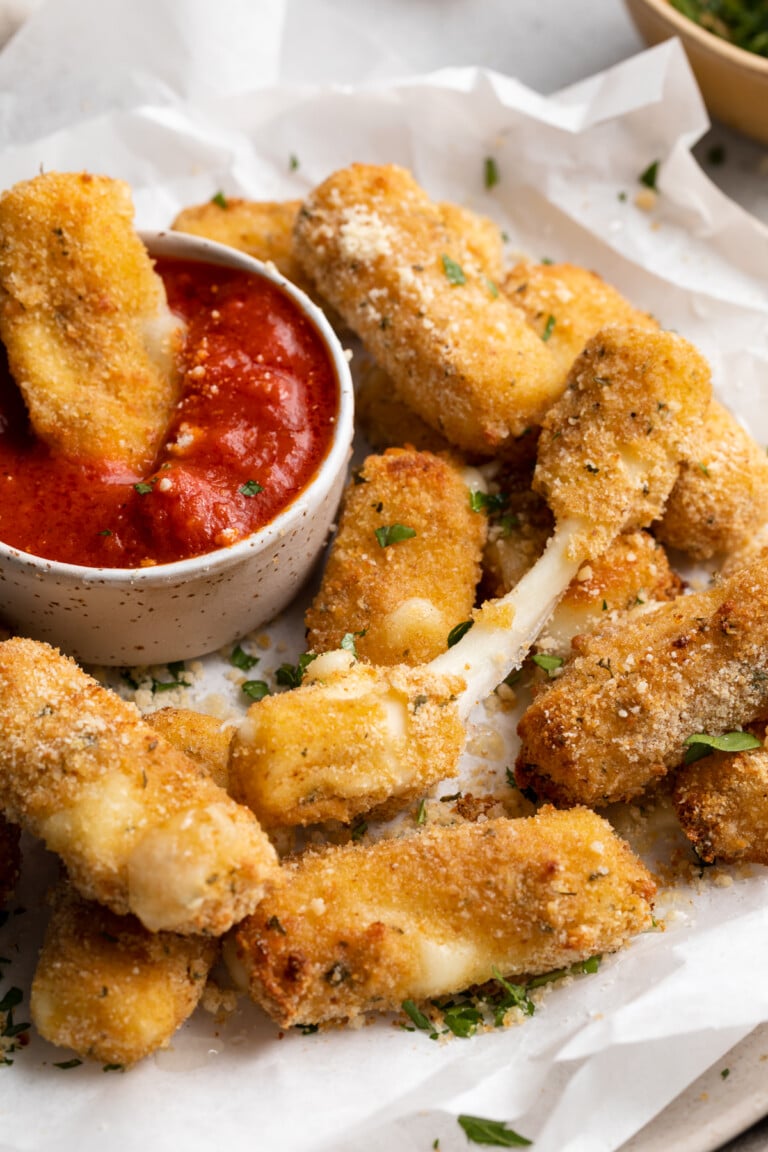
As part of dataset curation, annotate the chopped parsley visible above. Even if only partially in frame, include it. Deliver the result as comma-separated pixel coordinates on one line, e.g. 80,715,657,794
469,490,508,514
134,481,155,495
289,153,300,171
457,1115,532,1147
639,160,660,190
447,620,474,647
1,987,29,1065
53,1058,83,1070
683,729,762,764
241,679,270,701
340,631,365,658
231,644,259,671
541,314,556,342
239,480,264,498
374,523,416,547
416,797,428,825
401,999,432,1031
484,156,500,189
350,818,368,841
275,652,318,688
670,0,768,56
531,652,564,677
211,190,228,209
441,254,466,286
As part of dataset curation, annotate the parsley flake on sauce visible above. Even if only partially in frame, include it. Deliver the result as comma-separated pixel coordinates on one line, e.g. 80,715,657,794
441,254,466,286
374,523,416,548
239,480,264,498
457,1115,532,1147
134,481,154,495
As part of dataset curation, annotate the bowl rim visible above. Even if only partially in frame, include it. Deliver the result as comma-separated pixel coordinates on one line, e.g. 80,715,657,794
629,0,768,76
0,229,355,586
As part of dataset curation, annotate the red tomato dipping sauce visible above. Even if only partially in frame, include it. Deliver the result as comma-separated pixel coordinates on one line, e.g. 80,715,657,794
0,257,339,568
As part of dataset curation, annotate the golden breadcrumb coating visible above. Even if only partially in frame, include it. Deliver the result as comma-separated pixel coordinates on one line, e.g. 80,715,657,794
305,448,486,665
436,201,505,281
0,638,278,934
516,558,768,807
534,327,711,561
0,172,181,471
481,466,554,598
172,197,306,283
672,730,768,864
656,399,768,560
31,884,217,1065
503,261,657,386
0,813,20,906
535,531,682,659
294,163,562,454
355,363,453,454
147,707,233,791
229,807,655,1028
229,655,465,827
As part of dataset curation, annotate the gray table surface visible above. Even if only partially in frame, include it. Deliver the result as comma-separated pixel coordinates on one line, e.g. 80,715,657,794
0,1,766,1148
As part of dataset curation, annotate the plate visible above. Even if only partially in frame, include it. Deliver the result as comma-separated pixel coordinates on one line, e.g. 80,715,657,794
2,30,768,1152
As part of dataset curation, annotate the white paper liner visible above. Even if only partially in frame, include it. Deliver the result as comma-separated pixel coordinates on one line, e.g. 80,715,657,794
1,4,768,1150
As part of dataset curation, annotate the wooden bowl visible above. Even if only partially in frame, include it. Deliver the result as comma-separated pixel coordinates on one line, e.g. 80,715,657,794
625,0,768,145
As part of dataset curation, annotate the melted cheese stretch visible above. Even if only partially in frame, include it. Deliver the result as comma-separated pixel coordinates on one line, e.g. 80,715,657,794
0,637,277,935
231,807,656,1028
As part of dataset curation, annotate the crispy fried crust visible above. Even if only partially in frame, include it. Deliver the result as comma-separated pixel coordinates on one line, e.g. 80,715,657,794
656,399,768,560
147,707,233,791
534,327,711,559
672,731,768,864
0,638,277,934
0,813,20,906
516,559,768,807
503,261,657,386
294,163,562,454
535,531,682,658
354,363,452,454
31,884,217,1065
230,808,655,1027
305,448,486,665
173,197,306,282
0,172,180,470
229,658,465,827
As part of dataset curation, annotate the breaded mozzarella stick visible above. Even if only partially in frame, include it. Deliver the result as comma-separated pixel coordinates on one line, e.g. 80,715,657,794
31,884,217,1065
294,163,562,455
0,638,278,934
656,399,768,560
672,734,768,865
231,327,709,827
0,172,181,471
229,657,465,828
228,807,655,1028
503,260,657,386
147,707,233,791
517,558,768,808
305,448,486,665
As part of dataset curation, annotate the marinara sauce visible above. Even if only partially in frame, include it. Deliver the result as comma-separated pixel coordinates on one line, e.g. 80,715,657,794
0,257,339,568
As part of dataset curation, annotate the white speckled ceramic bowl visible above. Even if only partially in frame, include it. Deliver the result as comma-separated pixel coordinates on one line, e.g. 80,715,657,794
0,231,354,666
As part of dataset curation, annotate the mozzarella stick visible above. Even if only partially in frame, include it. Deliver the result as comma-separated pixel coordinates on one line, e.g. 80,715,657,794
229,655,465,828
294,163,562,455
503,260,657,386
656,399,768,560
0,638,277,934
305,448,486,665
147,707,233,791
516,558,768,807
0,813,20,906
31,884,217,1065
0,172,181,471
355,363,452,455
672,738,768,865
228,807,655,1028
172,198,308,287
